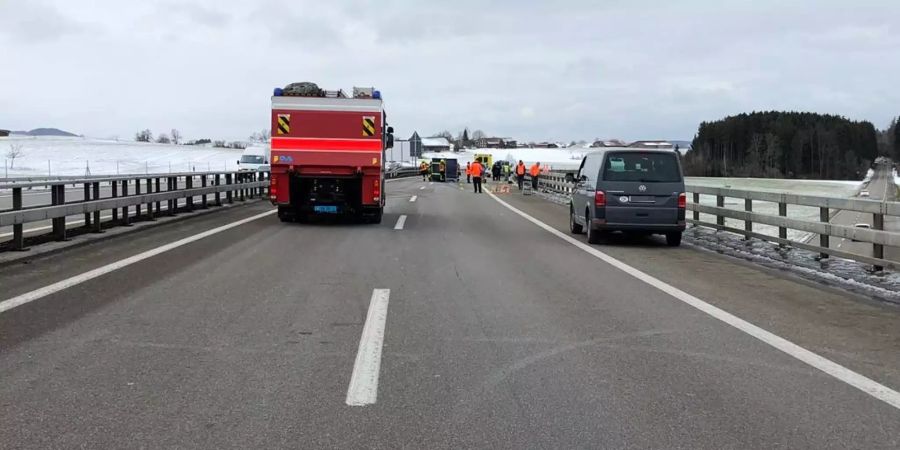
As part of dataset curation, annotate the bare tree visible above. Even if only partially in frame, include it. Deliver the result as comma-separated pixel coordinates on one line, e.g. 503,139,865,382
171,129,182,145
6,143,24,169
249,129,271,143
434,130,453,141
135,129,153,142
156,133,171,144
472,129,486,140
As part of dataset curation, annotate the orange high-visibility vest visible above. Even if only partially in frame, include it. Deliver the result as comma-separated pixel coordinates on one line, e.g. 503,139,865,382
471,162,484,177
530,164,540,177
516,164,526,176
466,165,472,175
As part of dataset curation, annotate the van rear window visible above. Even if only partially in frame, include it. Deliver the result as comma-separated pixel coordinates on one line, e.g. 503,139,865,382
603,152,681,182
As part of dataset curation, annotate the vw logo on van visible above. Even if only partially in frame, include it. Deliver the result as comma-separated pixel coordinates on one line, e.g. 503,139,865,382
638,184,647,192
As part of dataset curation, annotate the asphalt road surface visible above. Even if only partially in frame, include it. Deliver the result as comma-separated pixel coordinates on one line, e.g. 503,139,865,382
1,178,899,449
828,163,900,261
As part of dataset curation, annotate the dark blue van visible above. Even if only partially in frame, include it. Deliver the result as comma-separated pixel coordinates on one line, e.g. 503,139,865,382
567,148,686,246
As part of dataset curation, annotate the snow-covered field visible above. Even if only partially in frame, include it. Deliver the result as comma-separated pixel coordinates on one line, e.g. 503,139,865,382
2,136,244,177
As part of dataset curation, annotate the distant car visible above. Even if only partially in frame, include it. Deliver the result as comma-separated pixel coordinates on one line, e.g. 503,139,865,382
859,190,870,197
567,148,686,246
851,223,871,242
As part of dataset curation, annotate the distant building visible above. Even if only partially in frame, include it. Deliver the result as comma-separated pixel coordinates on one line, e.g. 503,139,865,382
627,140,675,149
422,137,451,152
477,137,505,148
532,142,559,148
0,129,9,137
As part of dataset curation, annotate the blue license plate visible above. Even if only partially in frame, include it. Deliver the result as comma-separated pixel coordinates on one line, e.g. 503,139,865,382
314,205,338,214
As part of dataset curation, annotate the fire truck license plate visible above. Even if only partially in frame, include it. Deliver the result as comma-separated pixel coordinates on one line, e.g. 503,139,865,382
314,205,339,214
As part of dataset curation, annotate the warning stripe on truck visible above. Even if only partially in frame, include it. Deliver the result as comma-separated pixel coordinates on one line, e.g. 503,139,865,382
277,114,291,135
362,116,375,137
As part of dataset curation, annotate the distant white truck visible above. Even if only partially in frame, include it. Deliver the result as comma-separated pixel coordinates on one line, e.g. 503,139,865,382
237,145,270,172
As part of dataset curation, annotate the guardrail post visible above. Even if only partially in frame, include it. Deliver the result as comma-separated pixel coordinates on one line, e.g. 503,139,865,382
259,172,266,197
874,213,884,271
744,199,752,240
154,178,161,217
778,202,787,247
168,177,176,216
240,173,246,202
226,174,233,204
819,207,829,259
112,180,119,221
83,182,91,227
134,177,142,220
716,195,724,227
121,180,131,226
146,178,154,219
51,184,68,240
692,193,699,223
186,175,195,211
12,187,27,251
201,174,208,208
215,174,222,206
92,182,102,233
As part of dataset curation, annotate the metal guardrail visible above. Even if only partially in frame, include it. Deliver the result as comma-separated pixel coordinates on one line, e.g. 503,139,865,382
1,171,269,251
533,170,900,271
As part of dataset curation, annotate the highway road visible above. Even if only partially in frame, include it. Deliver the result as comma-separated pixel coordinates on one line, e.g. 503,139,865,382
2,178,900,448
828,163,900,261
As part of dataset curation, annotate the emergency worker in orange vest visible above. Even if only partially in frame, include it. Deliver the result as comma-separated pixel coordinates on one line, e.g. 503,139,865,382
530,162,541,190
515,160,526,191
470,160,484,193
466,162,472,184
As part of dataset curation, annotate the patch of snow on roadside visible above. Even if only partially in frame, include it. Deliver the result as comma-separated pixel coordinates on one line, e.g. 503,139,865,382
684,226,900,304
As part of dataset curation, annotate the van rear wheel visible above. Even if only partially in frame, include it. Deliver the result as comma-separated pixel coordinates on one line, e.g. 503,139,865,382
586,210,603,244
666,232,682,247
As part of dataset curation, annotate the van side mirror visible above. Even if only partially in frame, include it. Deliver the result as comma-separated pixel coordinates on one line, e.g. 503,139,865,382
564,173,576,183
386,134,394,149
387,126,394,134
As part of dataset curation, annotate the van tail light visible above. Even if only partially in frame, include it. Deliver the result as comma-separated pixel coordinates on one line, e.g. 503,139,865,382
678,192,686,209
595,190,606,207
373,178,381,202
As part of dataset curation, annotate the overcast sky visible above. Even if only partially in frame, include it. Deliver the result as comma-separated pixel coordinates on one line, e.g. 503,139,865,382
1,0,898,143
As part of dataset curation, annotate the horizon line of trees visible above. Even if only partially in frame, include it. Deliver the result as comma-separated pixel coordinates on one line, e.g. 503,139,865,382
682,111,892,180
133,128,271,149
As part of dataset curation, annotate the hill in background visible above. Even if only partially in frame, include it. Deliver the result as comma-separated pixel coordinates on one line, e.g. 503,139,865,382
10,128,79,137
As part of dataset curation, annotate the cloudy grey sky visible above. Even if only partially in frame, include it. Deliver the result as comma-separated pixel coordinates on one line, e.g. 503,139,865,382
1,0,898,142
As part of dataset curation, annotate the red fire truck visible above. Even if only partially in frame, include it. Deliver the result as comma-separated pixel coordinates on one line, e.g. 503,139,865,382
268,83,394,223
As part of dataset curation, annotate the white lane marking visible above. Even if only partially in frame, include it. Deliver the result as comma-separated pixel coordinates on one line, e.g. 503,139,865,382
345,288,391,406
0,201,190,239
486,190,900,411
0,209,276,314
393,215,407,230
419,186,425,190
409,195,417,203
429,182,433,185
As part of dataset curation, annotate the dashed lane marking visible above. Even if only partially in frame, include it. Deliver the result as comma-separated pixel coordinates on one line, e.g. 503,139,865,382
0,209,277,314
419,186,425,190
409,195,417,203
345,288,391,406
393,215,407,230
486,190,900,411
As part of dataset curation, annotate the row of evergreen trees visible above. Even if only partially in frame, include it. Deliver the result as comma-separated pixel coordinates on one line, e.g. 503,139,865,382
683,112,883,180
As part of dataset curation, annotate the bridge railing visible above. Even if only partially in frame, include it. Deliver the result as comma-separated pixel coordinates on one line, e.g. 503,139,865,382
0,171,269,251
533,170,900,271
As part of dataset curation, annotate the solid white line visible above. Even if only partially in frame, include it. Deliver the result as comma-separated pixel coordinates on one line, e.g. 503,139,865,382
409,195,417,203
346,288,391,406
0,209,276,314
393,215,407,230
419,186,425,190
486,190,900,411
